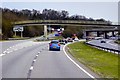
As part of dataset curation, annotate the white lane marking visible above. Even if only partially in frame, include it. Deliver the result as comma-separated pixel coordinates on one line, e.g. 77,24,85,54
27,51,41,78
0,54,6,56
30,66,34,70
33,59,36,62
36,55,38,57
2,41,42,56
107,40,118,46
3,51,7,54
63,43,95,78
38,52,40,54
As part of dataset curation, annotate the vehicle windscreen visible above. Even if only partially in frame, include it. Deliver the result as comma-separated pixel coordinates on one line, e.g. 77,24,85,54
51,41,59,44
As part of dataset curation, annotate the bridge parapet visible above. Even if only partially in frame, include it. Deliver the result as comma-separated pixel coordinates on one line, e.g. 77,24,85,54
14,20,109,25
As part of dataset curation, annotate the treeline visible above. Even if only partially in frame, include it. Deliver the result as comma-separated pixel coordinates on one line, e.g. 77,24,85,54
1,8,112,39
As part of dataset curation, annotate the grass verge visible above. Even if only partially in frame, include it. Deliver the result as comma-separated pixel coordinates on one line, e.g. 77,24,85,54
114,40,120,44
67,41,119,78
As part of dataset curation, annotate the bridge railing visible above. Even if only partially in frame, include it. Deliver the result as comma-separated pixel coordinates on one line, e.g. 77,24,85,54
86,42,120,54
14,20,109,25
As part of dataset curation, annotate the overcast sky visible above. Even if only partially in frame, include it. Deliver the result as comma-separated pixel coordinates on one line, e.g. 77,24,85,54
1,1,119,23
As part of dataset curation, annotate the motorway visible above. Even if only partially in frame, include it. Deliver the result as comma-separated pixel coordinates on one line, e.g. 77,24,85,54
1,34,99,79
87,39,119,51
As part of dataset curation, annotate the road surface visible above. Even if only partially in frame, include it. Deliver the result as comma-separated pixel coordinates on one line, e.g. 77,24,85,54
87,39,119,51
1,33,99,79
2,41,99,78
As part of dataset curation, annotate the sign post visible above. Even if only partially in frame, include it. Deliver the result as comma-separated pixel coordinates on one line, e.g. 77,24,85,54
44,25,47,40
13,26,24,38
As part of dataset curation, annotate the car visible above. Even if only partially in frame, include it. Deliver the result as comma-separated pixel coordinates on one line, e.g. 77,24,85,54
100,40,106,43
59,39,67,45
55,34,60,36
49,40,61,51
67,38,73,42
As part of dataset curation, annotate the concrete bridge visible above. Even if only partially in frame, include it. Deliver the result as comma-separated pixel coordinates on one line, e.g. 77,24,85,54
13,20,119,39
84,28,118,39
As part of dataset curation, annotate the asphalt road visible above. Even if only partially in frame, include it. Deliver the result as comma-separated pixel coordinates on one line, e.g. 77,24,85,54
87,39,119,50
1,33,99,79
2,41,99,78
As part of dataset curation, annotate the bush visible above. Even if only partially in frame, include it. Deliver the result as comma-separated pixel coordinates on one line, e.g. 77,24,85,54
62,29,73,38
62,26,83,39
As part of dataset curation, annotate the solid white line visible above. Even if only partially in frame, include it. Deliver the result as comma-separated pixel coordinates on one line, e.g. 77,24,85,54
63,43,95,78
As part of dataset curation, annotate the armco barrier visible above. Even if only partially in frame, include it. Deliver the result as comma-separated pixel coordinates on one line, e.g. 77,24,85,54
86,42,120,54
8,37,30,40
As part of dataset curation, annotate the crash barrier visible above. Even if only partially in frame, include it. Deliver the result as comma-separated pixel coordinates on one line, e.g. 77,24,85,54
86,42,120,54
8,37,30,40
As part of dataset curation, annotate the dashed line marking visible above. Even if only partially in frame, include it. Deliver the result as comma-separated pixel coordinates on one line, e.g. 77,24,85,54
36,55,38,57
2,41,42,56
38,52,40,54
30,66,34,70
27,51,41,79
0,54,6,57
33,59,36,62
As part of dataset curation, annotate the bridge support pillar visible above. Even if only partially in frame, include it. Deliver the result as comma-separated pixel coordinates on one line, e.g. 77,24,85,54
44,25,47,40
97,31,100,37
104,31,108,39
86,31,89,36
112,31,115,37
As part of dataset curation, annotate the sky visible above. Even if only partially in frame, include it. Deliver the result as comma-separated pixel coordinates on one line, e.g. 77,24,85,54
1,1,119,24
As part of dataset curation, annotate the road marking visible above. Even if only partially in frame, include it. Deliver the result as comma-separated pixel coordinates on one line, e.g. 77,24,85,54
33,59,36,62
0,54,6,56
38,52,40,54
30,66,34,70
63,43,95,78
107,40,118,46
27,51,41,79
3,51,7,54
36,55,38,57
2,41,42,56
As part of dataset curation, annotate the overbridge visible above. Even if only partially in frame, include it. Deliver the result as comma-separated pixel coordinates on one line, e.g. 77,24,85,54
84,28,118,39
13,20,119,39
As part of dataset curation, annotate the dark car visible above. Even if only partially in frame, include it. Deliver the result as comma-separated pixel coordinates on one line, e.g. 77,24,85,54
49,40,60,51
59,39,67,45
100,40,106,43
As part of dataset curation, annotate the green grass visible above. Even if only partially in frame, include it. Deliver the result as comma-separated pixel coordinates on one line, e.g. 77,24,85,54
68,41,119,78
0,40,7,41
12,35,22,38
115,40,120,44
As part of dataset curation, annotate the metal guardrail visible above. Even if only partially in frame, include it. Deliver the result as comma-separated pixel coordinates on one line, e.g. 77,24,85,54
8,37,30,40
86,42,120,54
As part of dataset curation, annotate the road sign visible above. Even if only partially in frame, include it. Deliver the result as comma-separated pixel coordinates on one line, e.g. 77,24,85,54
13,26,23,32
